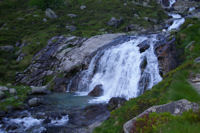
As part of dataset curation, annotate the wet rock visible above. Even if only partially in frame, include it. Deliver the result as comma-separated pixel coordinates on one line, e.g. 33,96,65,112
30,86,50,95
195,57,200,63
67,14,77,18
52,77,68,92
9,88,17,95
88,85,103,97
107,17,123,28
28,98,41,107
138,72,151,95
123,99,200,133
137,40,150,53
0,91,5,100
45,8,57,19
140,56,147,73
65,25,76,32
0,45,14,52
80,5,86,10
108,97,127,110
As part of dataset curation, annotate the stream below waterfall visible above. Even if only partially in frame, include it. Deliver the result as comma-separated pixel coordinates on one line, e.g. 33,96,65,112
0,0,187,132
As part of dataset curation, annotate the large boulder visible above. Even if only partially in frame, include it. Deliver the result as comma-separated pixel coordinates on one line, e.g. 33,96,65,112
123,99,199,133
107,17,123,28
28,97,41,107
137,40,150,53
30,86,50,95
88,85,104,97
45,8,57,19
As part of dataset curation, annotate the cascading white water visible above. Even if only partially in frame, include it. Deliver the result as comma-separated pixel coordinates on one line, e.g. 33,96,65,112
68,0,186,103
168,14,185,31
74,35,162,103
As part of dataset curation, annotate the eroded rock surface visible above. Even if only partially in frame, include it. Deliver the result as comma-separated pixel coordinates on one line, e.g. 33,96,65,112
16,34,123,90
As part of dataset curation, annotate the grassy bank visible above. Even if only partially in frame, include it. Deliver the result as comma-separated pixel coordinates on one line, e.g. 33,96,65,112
94,19,200,133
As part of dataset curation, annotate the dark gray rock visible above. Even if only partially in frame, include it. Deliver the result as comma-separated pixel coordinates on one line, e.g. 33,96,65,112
155,36,181,76
67,14,77,18
137,40,150,53
195,57,200,63
45,8,57,19
28,97,41,107
88,85,103,97
140,56,147,73
66,25,77,32
123,99,200,133
108,97,127,110
30,86,50,95
125,24,136,32
107,17,123,28
80,5,86,10
0,45,14,52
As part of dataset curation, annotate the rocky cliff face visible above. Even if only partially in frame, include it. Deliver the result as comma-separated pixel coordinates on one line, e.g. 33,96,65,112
16,34,124,91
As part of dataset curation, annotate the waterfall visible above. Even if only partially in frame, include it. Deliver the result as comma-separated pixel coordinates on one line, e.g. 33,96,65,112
69,35,162,103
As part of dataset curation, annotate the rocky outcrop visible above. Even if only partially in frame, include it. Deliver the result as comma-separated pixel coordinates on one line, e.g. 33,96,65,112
137,40,150,53
16,34,124,91
155,36,182,76
28,97,41,107
123,99,199,133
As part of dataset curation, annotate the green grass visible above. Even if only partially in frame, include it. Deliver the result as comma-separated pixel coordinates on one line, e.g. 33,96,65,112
94,19,200,133
0,0,167,83
0,85,31,111
132,110,200,133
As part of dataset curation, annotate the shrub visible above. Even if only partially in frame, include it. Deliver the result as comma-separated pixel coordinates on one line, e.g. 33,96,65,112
29,0,65,9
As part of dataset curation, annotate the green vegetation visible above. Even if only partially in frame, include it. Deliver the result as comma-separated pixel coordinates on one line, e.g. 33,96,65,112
94,19,200,133
0,0,167,84
0,85,31,111
133,110,200,133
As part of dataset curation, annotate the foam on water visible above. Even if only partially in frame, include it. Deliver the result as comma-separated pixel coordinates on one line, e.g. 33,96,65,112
50,115,69,126
168,14,185,31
